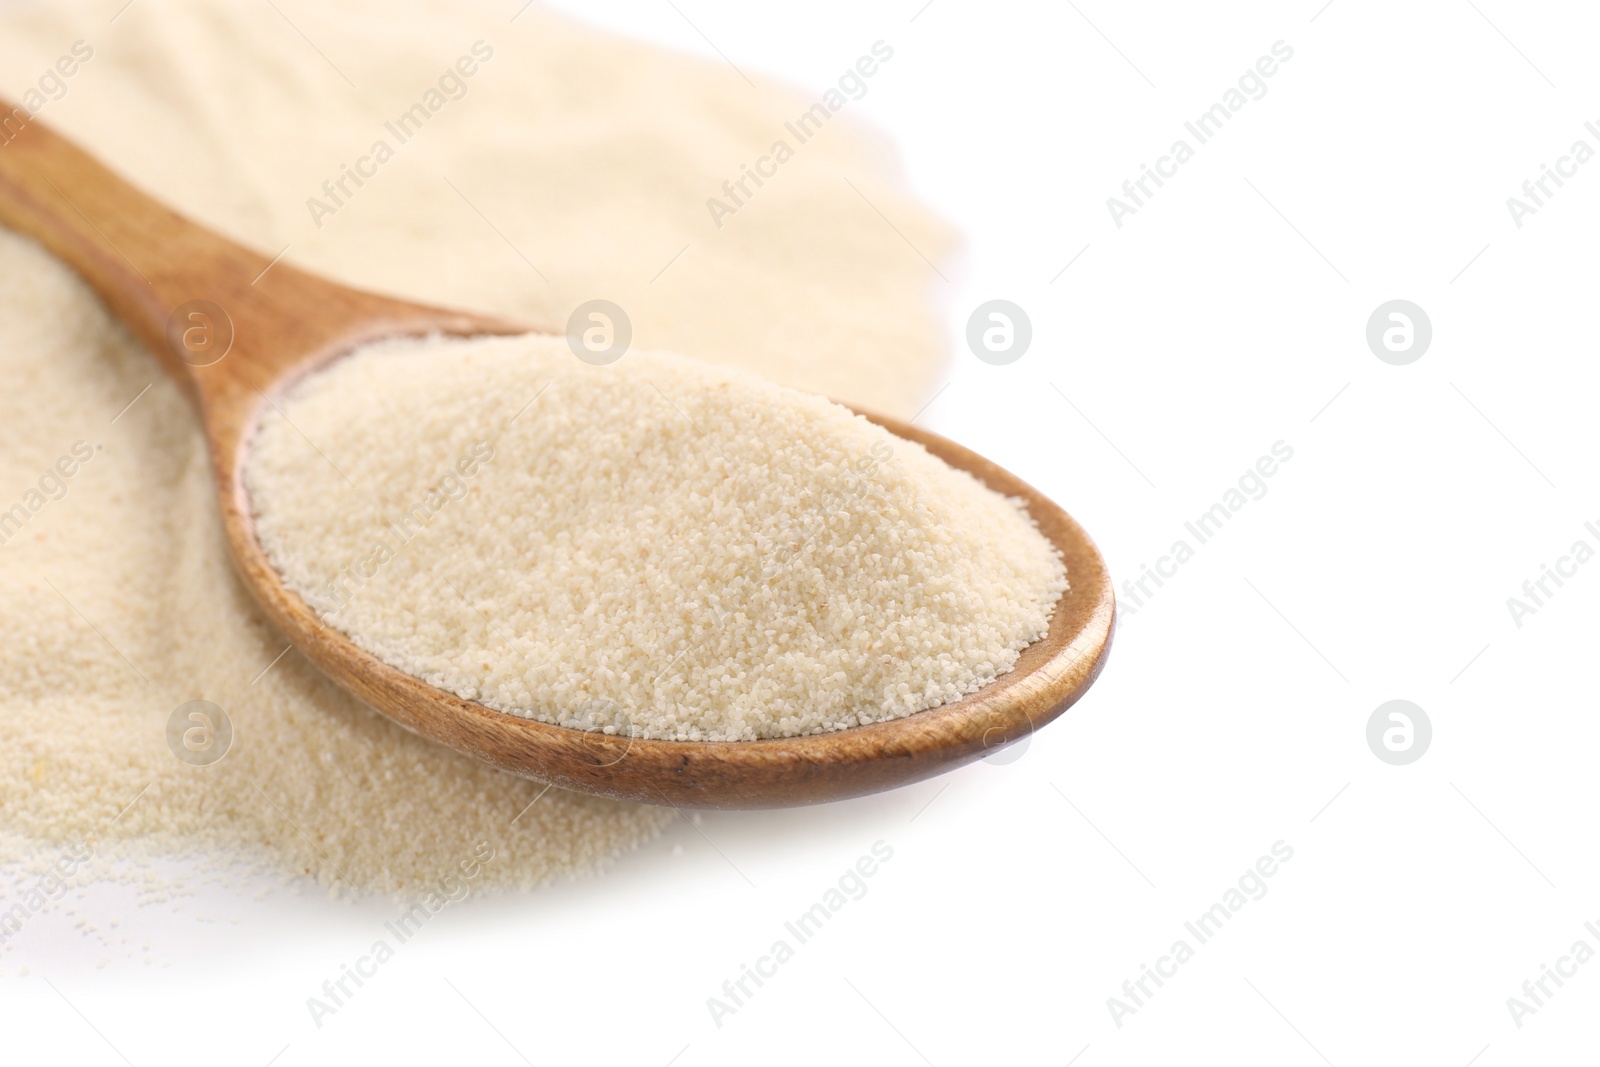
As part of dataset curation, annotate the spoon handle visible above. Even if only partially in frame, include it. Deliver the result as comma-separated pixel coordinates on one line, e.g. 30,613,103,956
0,101,467,419
0,99,276,403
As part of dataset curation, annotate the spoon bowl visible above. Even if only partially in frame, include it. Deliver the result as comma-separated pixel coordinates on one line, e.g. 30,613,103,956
0,103,1114,807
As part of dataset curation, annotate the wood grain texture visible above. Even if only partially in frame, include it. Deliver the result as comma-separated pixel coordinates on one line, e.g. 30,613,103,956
0,102,1115,808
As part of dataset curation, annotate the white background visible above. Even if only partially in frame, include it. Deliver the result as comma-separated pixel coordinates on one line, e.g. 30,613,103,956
6,1,1600,1064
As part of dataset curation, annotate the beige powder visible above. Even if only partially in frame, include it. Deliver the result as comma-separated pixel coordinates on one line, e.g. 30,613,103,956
243,336,1066,741
0,0,954,893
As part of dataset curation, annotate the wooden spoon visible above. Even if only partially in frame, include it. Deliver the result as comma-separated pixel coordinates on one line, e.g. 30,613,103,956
0,105,1114,808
